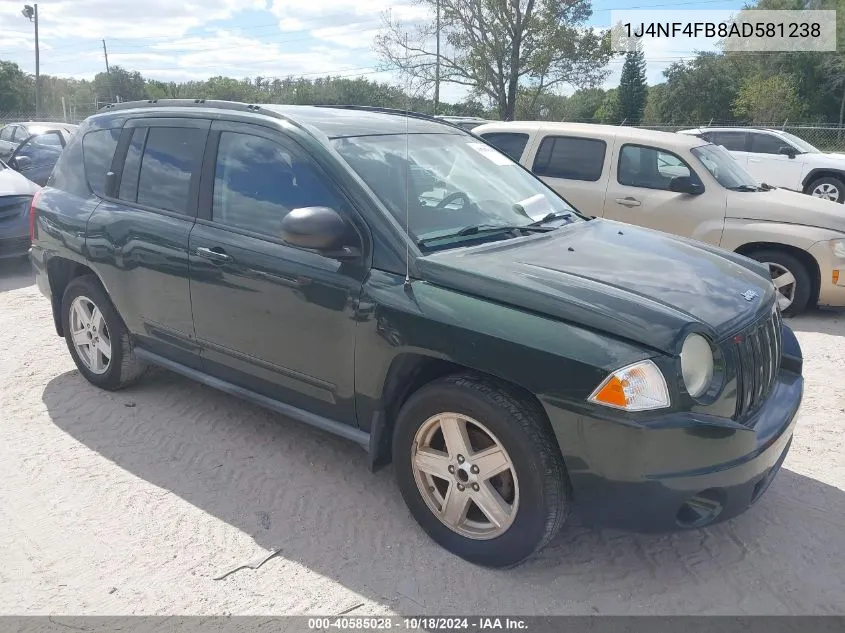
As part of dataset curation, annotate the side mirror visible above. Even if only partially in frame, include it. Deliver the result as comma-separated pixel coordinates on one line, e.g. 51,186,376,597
778,146,797,159
8,154,31,171
669,175,704,195
281,206,357,258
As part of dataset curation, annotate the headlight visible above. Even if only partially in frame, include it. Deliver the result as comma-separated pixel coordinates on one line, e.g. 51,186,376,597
588,360,670,411
680,333,714,398
831,239,845,259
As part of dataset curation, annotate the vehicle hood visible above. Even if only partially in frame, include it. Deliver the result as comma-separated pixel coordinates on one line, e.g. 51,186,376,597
818,152,845,163
0,166,40,196
416,219,776,354
726,186,845,232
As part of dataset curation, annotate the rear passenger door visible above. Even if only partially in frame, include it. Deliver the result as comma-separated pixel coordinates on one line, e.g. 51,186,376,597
188,120,366,425
85,117,209,368
526,135,608,214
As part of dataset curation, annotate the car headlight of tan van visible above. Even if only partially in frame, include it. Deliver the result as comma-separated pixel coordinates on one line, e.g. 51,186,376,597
831,238,845,259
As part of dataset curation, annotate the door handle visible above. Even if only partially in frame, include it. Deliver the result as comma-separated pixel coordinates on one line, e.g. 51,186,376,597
195,246,232,263
615,197,642,207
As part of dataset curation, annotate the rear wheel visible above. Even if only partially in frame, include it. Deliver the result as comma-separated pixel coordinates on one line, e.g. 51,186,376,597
806,176,844,203
746,250,812,316
61,275,147,390
393,374,569,568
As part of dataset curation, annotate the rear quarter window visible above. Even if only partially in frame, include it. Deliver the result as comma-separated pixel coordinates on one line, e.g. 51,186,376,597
480,132,530,162
82,128,121,197
532,136,606,181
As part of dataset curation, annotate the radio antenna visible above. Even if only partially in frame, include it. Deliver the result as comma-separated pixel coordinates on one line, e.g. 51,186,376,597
403,32,411,288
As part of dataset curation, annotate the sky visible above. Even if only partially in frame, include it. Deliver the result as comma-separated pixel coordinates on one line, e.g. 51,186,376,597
0,0,748,105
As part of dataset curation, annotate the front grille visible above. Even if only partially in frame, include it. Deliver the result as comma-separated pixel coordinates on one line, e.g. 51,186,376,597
733,307,782,421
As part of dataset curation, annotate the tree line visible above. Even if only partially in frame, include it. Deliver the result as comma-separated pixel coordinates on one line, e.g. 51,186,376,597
0,0,842,126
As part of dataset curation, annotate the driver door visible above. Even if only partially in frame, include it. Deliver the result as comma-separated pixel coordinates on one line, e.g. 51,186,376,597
602,143,725,244
8,131,64,186
188,120,367,425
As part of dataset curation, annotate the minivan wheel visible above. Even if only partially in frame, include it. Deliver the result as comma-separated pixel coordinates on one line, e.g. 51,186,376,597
393,374,569,568
61,275,147,390
746,250,811,316
806,176,844,203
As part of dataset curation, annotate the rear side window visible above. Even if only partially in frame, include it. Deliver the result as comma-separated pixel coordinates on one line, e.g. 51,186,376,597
0,126,13,141
480,133,529,162
82,128,121,197
134,127,205,215
532,136,606,181
708,131,747,152
118,128,147,202
12,126,28,141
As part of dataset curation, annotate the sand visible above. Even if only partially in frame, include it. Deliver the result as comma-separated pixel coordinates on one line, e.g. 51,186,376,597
0,257,843,615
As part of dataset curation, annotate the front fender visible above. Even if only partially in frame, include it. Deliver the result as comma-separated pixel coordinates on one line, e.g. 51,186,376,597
719,218,842,253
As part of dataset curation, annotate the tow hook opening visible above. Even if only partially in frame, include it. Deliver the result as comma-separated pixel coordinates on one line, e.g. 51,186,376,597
676,488,725,528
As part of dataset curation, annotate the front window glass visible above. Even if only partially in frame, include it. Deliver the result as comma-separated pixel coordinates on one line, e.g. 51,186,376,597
692,143,759,189
332,133,580,247
779,131,819,154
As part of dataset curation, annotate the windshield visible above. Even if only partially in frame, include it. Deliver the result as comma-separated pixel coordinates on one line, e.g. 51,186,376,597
692,143,760,189
779,131,819,154
332,132,581,247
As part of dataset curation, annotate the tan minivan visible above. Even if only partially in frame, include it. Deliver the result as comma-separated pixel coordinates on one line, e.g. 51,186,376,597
474,122,845,315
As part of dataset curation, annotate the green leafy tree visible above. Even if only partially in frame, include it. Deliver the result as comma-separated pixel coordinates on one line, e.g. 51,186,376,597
94,66,147,103
562,87,606,120
0,61,33,112
617,44,647,124
376,0,613,120
732,74,804,123
594,88,620,123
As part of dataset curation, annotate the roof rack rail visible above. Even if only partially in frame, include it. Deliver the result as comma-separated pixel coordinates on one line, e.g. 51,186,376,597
96,98,286,119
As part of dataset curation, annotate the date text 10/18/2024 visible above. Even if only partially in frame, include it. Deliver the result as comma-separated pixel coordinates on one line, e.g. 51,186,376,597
307,617,528,630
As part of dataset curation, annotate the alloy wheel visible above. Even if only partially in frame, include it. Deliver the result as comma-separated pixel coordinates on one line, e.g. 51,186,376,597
811,182,841,202
411,412,519,540
69,295,112,375
765,262,797,312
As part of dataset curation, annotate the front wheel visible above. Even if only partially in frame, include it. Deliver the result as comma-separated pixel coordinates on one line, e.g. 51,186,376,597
806,176,845,203
746,250,812,316
393,374,569,568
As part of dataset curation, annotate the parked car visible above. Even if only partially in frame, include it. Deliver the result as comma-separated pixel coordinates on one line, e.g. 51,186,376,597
31,101,802,567
0,160,40,259
6,126,77,186
0,122,77,162
475,121,845,315
677,126,845,204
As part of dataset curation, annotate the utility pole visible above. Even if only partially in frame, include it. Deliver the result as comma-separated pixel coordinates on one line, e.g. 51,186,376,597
434,0,440,115
21,4,40,117
102,39,113,103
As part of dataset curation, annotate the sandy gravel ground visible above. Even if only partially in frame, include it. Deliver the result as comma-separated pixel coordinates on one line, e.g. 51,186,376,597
0,257,843,616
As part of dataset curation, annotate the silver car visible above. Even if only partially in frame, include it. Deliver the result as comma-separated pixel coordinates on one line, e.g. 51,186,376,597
0,122,78,162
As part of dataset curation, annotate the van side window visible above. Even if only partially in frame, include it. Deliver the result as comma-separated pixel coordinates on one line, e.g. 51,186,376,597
212,131,343,237
532,136,606,181
709,131,747,152
82,128,121,197
618,144,700,191
133,127,205,214
480,133,529,162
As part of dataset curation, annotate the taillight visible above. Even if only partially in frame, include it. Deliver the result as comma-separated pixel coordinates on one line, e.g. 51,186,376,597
29,190,41,243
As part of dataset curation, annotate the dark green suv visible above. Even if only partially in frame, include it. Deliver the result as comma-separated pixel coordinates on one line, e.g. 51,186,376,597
30,100,803,567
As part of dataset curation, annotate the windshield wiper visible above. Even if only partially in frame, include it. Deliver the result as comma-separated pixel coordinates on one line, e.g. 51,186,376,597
528,211,574,226
416,223,550,248
728,184,762,192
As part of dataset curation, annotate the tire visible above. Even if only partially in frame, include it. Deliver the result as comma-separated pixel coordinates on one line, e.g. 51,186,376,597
61,274,147,390
746,249,812,316
393,373,569,568
806,176,845,203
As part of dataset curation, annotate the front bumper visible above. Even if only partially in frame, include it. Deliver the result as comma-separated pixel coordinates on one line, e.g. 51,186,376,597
809,240,845,308
545,328,803,533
